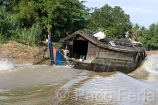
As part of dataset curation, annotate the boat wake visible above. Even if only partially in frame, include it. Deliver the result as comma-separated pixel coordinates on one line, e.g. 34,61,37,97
56,54,158,105
141,54,158,74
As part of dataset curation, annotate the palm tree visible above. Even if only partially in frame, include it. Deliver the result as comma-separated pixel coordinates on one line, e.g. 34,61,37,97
131,23,140,41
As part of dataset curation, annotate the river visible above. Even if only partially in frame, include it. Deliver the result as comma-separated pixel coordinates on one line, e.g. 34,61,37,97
0,54,158,105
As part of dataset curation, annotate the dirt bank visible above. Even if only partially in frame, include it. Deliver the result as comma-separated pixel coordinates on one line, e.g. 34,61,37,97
146,50,158,55
0,41,46,59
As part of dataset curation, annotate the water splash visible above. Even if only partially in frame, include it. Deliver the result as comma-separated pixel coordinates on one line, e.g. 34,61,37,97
14,62,33,68
0,59,14,71
0,58,34,72
141,54,158,74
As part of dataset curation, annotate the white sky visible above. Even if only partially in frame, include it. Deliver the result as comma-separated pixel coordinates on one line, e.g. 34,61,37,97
83,0,158,28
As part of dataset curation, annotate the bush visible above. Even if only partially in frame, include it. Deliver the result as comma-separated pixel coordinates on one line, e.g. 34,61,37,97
17,23,42,46
0,10,20,42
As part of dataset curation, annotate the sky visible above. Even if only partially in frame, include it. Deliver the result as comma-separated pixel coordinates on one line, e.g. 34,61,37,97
83,0,158,28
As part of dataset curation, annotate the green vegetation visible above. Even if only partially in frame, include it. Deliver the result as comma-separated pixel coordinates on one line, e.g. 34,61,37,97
131,23,158,50
140,23,158,50
0,0,157,50
86,5,132,38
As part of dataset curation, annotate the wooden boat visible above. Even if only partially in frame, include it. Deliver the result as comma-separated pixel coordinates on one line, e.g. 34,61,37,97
58,30,146,73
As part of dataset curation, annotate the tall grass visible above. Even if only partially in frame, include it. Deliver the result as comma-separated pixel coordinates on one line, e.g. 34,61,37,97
17,23,42,46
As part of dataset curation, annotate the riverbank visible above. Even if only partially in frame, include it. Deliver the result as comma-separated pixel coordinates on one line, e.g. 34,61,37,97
0,41,157,60
0,41,62,64
0,41,42,59
146,50,158,55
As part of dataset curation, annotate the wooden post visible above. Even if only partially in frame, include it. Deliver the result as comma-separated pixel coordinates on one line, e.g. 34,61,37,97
48,29,54,65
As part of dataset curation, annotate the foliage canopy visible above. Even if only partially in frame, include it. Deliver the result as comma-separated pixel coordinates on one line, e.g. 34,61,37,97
0,0,157,50
87,4,132,38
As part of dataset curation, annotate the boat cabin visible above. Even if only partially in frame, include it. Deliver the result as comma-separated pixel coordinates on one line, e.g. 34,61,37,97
59,30,99,62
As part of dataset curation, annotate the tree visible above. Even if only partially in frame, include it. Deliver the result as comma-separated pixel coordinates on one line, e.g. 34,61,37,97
141,23,158,50
38,0,88,37
87,4,132,38
5,0,88,39
0,9,20,42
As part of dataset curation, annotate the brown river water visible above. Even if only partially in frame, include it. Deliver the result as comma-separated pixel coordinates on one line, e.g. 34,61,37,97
0,54,158,105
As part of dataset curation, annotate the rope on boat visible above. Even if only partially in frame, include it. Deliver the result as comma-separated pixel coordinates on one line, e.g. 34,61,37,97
131,41,143,62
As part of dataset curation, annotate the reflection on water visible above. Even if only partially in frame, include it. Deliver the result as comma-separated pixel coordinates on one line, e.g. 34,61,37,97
0,54,158,105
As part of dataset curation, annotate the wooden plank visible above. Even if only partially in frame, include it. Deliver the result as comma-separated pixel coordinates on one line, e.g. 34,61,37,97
86,42,98,61
98,51,133,60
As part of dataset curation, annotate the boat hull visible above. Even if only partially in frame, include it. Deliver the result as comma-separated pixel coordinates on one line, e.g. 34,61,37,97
72,59,141,73
58,47,145,73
